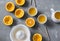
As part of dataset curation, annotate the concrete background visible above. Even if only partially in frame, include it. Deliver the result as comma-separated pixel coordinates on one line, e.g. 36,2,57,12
0,0,60,41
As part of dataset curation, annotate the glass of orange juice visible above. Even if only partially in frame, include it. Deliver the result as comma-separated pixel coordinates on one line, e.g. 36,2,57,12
28,7,38,16
37,14,47,24
50,8,60,23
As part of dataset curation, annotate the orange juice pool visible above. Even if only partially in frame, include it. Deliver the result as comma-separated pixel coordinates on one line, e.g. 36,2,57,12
28,7,37,16
37,14,47,24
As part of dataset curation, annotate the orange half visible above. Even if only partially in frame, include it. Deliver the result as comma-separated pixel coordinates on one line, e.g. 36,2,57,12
15,0,25,6
5,2,15,12
3,15,13,25
25,18,35,28
33,33,42,41
15,9,24,18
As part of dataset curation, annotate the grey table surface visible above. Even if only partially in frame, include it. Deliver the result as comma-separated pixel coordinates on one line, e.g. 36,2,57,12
0,0,60,41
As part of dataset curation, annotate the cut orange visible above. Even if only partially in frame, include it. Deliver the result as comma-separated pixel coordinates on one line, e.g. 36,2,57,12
15,0,25,6
3,15,13,25
33,33,42,41
5,2,15,12
15,9,24,18
25,18,35,28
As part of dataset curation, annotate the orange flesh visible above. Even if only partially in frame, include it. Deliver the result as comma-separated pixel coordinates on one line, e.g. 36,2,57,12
4,17,10,24
15,9,24,18
16,10,21,16
5,2,15,12
16,0,25,5
7,3,13,10
17,0,23,4
26,18,35,27
33,33,42,41
3,15,13,25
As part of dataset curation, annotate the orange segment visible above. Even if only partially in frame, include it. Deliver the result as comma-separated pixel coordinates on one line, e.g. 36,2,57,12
5,2,15,12
15,9,24,18
33,33,42,41
3,15,13,25
25,18,35,27
15,0,25,6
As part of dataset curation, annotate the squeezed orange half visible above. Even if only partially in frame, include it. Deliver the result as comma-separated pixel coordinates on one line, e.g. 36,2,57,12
33,33,42,41
15,9,24,18
25,18,35,28
15,0,25,6
3,15,13,25
5,2,15,12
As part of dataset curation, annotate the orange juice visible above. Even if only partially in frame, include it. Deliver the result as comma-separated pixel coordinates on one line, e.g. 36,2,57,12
55,12,60,19
28,7,37,16
37,14,47,24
